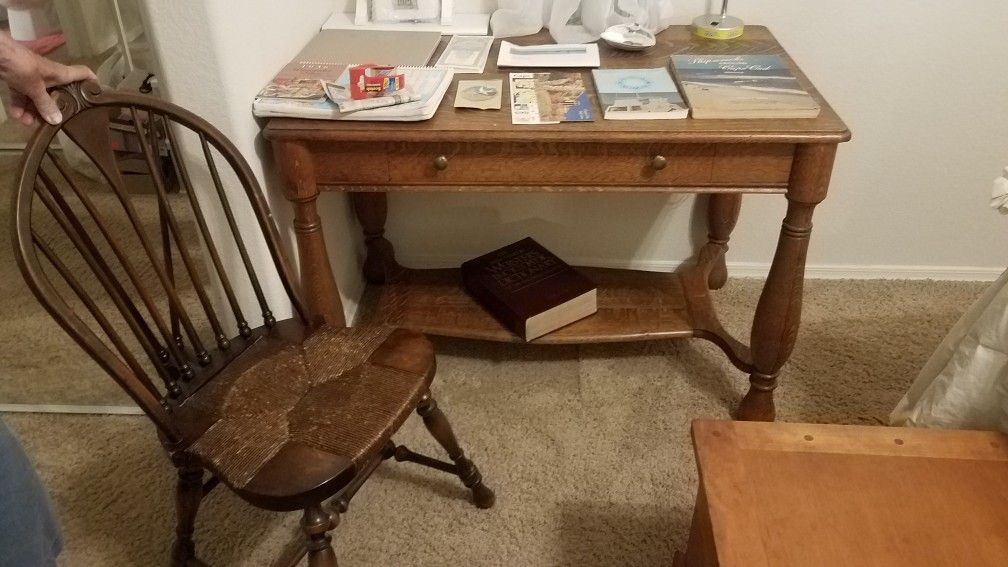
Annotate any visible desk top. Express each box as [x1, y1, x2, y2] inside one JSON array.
[[691, 420, 1008, 567], [264, 26, 850, 145]]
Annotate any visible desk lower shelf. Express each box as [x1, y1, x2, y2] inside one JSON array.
[[357, 266, 703, 344]]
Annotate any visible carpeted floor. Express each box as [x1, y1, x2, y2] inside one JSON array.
[[0, 152, 204, 407], [3, 277, 989, 566]]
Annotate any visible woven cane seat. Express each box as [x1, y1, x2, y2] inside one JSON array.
[[175, 322, 435, 509]]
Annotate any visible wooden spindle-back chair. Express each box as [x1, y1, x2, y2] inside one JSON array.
[[11, 81, 493, 566]]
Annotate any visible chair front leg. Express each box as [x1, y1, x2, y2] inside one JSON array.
[[416, 392, 495, 509], [302, 505, 339, 567], [171, 460, 205, 567]]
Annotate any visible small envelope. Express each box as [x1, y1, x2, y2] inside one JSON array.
[[454, 80, 503, 110]]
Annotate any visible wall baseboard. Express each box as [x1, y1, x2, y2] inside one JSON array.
[[727, 262, 1004, 281], [0, 404, 143, 415], [396, 254, 1005, 282]]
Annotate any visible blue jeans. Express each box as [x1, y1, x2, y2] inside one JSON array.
[[0, 416, 62, 567]]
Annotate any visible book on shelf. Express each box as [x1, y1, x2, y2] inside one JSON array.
[[591, 68, 689, 120], [253, 64, 453, 121], [669, 54, 821, 119], [461, 238, 598, 341]]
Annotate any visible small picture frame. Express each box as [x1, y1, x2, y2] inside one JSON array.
[[356, 0, 454, 26]]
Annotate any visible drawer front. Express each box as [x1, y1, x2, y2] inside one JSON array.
[[311, 141, 795, 189], [386, 142, 716, 187], [711, 144, 795, 185], [312, 142, 389, 185]]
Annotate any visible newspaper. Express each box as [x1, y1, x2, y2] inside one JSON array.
[[323, 82, 420, 113]]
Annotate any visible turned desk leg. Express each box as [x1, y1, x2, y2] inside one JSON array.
[[706, 194, 742, 290], [275, 142, 346, 327], [351, 192, 402, 284], [737, 144, 836, 421]]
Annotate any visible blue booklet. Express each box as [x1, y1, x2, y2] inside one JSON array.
[[590, 68, 688, 120]]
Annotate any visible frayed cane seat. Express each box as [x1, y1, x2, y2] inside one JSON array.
[[178, 325, 434, 510]]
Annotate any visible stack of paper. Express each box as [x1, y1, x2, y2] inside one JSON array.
[[253, 66, 453, 121]]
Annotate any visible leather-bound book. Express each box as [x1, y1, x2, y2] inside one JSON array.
[[461, 238, 597, 341]]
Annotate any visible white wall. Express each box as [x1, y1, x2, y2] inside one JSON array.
[[389, 0, 1008, 283], [139, 0, 366, 322], [142, 0, 1008, 325]]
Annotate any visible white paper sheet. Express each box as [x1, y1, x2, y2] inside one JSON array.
[[496, 41, 600, 68]]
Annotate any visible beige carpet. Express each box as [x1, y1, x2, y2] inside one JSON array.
[[0, 151, 205, 407], [3, 277, 989, 566]]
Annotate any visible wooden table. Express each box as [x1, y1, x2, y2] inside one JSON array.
[[677, 420, 1008, 566], [264, 26, 850, 421]]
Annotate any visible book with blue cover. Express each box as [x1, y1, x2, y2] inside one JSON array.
[[590, 68, 689, 120], [669, 54, 820, 119]]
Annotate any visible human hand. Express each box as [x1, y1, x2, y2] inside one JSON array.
[[1, 32, 96, 126]]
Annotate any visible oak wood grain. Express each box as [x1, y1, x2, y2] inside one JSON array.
[[357, 267, 695, 344], [309, 142, 794, 190], [683, 420, 1008, 567]]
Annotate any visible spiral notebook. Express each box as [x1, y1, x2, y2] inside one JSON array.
[[294, 30, 440, 66]]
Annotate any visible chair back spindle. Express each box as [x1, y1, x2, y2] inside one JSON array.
[[12, 82, 310, 442]]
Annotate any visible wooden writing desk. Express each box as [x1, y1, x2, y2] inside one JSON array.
[[263, 26, 851, 421]]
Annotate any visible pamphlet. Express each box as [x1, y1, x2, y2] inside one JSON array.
[[455, 79, 503, 110], [509, 72, 593, 125]]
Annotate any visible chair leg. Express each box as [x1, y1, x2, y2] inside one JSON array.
[[302, 505, 339, 567], [416, 392, 495, 509], [171, 463, 205, 567]]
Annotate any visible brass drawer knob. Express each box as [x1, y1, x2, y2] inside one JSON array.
[[433, 155, 449, 171], [651, 155, 668, 170]]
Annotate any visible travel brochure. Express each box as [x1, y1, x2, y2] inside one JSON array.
[[509, 72, 593, 125], [253, 28, 819, 122]]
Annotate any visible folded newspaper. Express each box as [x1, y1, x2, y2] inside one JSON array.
[[323, 82, 420, 113]]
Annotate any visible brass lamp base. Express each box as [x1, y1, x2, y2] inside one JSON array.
[[692, 14, 744, 40]]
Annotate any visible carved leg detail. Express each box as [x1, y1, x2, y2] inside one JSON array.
[[417, 393, 495, 509], [705, 193, 742, 290], [171, 464, 204, 567], [739, 144, 836, 422], [351, 192, 402, 284], [276, 142, 345, 327], [302, 505, 339, 567], [736, 372, 778, 422]]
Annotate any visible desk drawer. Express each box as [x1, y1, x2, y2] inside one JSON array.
[[311, 141, 796, 189], [386, 142, 717, 187]]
